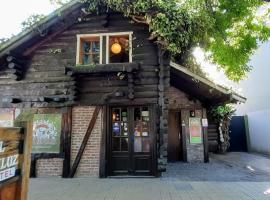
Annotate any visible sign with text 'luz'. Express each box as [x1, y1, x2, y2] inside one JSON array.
[[0, 141, 19, 183]]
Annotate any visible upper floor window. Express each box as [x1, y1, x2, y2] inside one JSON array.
[[79, 36, 100, 65], [76, 32, 133, 66]]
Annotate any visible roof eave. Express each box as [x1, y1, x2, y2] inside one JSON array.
[[170, 61, 247, 104], [0, 0, 81, 57]]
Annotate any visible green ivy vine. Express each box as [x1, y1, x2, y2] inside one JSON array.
[[79, 0, 270, 81]]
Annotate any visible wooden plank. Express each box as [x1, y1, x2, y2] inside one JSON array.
[[69, 106, 101, 178], [0, 128, 23, 141]]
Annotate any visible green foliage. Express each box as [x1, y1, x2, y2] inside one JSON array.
[[76, 0, 270, 81], [20, 0, 262, 80], [21, 14, 46, 30], [0, 38, 9, 48], [211, 105, 236, 122]]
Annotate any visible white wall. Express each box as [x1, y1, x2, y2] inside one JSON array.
[[247, 109, 270, 155], [236, 41, 270, 115]]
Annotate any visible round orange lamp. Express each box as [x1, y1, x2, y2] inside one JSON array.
[[111, 43, 122, 54]]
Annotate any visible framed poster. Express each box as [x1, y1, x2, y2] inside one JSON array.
[[189, 117, 202, 144], [32, 114, 62, 153]]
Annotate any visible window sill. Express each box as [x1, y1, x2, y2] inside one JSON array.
[[66, 62, 140, 75]]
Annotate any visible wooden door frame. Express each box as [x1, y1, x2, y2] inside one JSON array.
[[101, 104, 157, 177], [168, 110, 182, 162]]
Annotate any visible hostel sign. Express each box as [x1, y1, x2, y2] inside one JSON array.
[[0, 141, 19, 183]]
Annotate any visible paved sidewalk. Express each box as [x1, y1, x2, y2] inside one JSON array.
[[29, 153, 270, 200], [29, 178, 270, 200], [164, 153, 270, 181]]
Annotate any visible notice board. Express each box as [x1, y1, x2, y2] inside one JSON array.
[[189, 117, 203, 144]]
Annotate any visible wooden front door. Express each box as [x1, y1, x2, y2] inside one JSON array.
[[168, 111, 182, 162], [109, 106, 154, 176]]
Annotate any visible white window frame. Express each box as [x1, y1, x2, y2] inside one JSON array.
[[76, 32, 133, 65]]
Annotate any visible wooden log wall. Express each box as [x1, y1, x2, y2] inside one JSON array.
[[0, 12, 163, 172], [0, 13, 160, 108]]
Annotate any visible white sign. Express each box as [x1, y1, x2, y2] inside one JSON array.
[[202, 118, 208, 127], [0, 154, 19, 171], [0, 141, 5, 153], [0, 167, 16, 182]]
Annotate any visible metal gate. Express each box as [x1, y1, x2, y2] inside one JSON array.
[[229, 116, 248, 152]]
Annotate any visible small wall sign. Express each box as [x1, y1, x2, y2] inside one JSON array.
[[0, 152, 19, 183], [202, 118, 208, 127], [189, 118, 202, 144], [32, 114, 62, 153]]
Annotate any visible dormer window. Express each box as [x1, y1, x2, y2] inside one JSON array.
[[76, 32, 132, 66]]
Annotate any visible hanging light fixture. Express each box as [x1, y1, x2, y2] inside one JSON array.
[[111, 39, 122, 54]]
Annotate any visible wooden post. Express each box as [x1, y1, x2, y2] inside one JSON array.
[[181, 110, 187, 162], [19, 121, 33, 200], [202, 108, 209, 163], [62, 107, 72, 178]]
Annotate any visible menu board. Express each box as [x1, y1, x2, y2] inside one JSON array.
[[32, 114, 62, 153], [189, 118, 202, 144]]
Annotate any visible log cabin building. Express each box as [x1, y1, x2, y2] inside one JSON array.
[[0, 1, 245, 178]]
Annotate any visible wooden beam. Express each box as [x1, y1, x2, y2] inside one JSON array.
[[62, 107, 72, 178], [20, 121, 33, 200], [69, 106, 101, 178], [66, 63, 140, 74], [202, 108, 209, 163]]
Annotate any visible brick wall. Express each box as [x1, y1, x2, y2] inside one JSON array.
[[36, 158, 63, 177], [71, 106, 102, 177], [168, 87, 205, 163], [168, 86, 201, 109]]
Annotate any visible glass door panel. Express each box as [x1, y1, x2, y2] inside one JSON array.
[[134, 107, 150, 153], [112, 108, 129, 152]]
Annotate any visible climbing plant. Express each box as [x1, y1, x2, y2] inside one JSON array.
[[21, 14, 46, 31], [8, 0, 270, 81], [211, 105, 236, 153], [72, 0, 270, 81]]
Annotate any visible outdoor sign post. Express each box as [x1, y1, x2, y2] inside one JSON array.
[[0, 124, 32, 200]]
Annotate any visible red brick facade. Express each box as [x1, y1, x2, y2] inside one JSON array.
[[71, 106, 103, 177]]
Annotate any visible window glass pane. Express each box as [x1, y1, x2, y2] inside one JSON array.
[[121, 138, 128, 151], [112, 109, 120, 122], [134, 107, 141, 121], [80, 37, 100, 65], [142, 138, 151, 152], [122, 122, 128, 137], [112, 137, 120, 151], [134, 137, 142, 153], [109, 35, 130, 63], [113, 122, 121, 136]]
